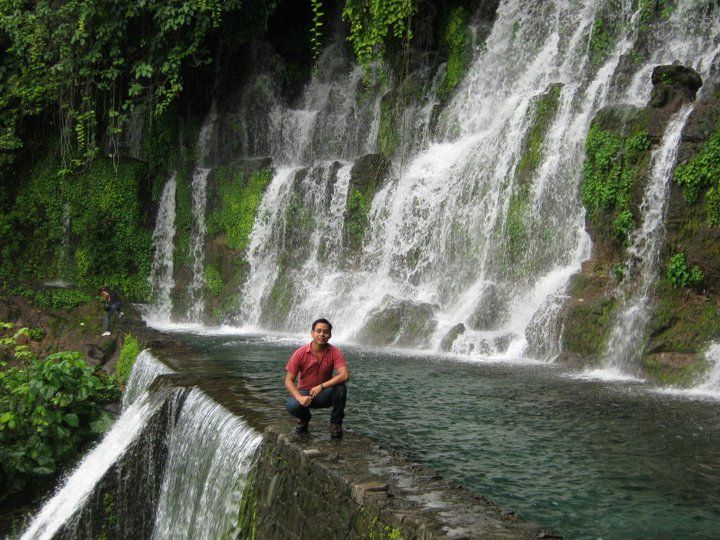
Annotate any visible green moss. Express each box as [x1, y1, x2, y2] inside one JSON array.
[[438, 7, 470, 101], [204, 264, 224, 296], [643, 355, 709, 387], [581, 115, 651, 246], [264, 272, 294, 326], [207, 167, 272, 251], [589, 15, 618, 66], [379, 93, 399, 159], [647, 284, 720, 354], [346, 188, 372, 249], [516, 84, 563, 181], [7, 286, 92, 311], [117, 334, 141, 385], [674, 127, 720, 227], [235, 468, 258, 540], [563, 298, 617, 357], [173, 169, 193, 265]]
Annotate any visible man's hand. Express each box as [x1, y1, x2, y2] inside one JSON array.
[[299, 395, 313, 407], [309, 384, 324, 397]]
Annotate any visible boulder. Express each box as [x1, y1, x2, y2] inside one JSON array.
[[467, 283, 504, 330], [440, 323, 465, 352], [648, 63, 702, 142], [356, 295, 438, 348]]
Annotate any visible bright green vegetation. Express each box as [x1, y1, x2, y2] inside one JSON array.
[[204, 265, 224, 296], [342, 0, 417, 70], [589, 16, 617, 66], [0, 323, 119, 503], [116, 334, 141, 386], [674, 127, 720, 226], [208, 168, 273, 251], [0, 153, 153, 299], [6, 286, 92, 311], [438, 7, 470, 101], [0, 0, 246, 172], [582, 119, 651, 245], [347, 189, 373, 249], [666, 253, 704, 289], [517, 84, 563, 180]]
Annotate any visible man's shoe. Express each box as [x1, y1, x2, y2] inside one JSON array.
[[295, 421, 309, 434], [101, 331, 111, 337], [330, 423, 343, 439]]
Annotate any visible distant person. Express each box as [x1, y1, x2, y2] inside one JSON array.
[[285, 318, 349, 438], [98, 287, 123, 337]]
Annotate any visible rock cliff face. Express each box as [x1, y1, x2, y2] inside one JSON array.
[[558, 64, 720, 383]]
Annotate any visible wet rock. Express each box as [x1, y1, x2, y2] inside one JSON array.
[[648, 63, 702, 142], [440, 323, 465, 352], [356, 295, 438, 348], [468, 283, 504, 330], [349, 153, 390, 195]]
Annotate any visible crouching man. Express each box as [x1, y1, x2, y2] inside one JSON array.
[[285, 318, 349, 438]]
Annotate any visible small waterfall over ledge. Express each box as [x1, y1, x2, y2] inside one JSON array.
[[21, 351, 261, 539], [147, 174, 178, 322], [600, 106, 695, 377]]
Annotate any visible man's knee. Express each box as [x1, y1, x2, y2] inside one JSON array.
[[286, 396, 302, 415], [332, 383, 346, 397]]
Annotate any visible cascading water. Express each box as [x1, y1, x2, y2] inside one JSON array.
[[147, 174, 178, 322], [20, 391, 163, 540], [122, 349, 175, 409], [600, 106, 695, 377], [150, 389, 261, 539], [187, 167, 211, 322]]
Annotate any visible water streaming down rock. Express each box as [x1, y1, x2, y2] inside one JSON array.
[[231, 0, 720, 362], [122, 349, 175, 409], [695, 343, 720, 394], [601, 105, 695, 376], [147, 174, 178, 322], [151, 389, 261, 539], [187, 167, 211, 322], [20, 392, 163, 540]]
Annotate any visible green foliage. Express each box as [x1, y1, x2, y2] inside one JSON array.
[[582, 123, 650, 245], [208, 168, 273, 251], [0, 0, 244, 168], [342, 0, 417, 69], [346, 189, 372, 249], [438, 7, 470, 101], [379, 94, 399, 158], [666, 253, 704, 289], [0, 152, 152, 299], [0, 326, 119, 501], [674, 128, 720, 227], [517, 84, 562, 179], [116, 334, 141, 386], [8, 286, 92, 311], [589, 16, 617, 66], [310, 0, 325, 64], [204, 265, 224, 296]]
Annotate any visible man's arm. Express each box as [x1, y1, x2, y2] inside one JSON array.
[[285, 370, 313, 406], [308, 365, 349, 397]]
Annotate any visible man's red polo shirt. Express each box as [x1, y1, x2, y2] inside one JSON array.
[[285, 343, 347, 391]]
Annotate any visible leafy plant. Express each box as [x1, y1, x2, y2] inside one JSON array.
[[0, 325, 119, 501], [204, 265, 224, 296], [438, 7, 470, 100], [667, 253, 704, 289], [116, 334, 141, 386]]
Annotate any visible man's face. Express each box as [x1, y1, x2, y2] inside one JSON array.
[[311, 323, 331, 346]]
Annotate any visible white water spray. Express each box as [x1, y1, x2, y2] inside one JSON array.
[[147, 174, 178, 322]]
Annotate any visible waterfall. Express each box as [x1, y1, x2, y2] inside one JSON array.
[[695, 343, 720, 394], [151, 389, 261, 539], [147, 174, 178, 322], [20, 392, 163, 540], [601, 105, 694, 376], [187, 167, 211, 322], [122, 349, 174, 409], [227, 0, 720, 361]]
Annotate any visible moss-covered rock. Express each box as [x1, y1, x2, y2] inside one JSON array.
[[356, 295, 438, 348], [344, 153, 390, 251]]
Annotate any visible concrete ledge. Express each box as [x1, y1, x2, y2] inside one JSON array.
[[237, 424, 558, 539]]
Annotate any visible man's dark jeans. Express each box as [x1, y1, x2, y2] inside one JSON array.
[[103, 302, 122, 332], [286, 383, 346, 425]]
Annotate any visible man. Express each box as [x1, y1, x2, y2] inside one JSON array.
[[98, 287, 123, 337], [285, 318, 349, 438]]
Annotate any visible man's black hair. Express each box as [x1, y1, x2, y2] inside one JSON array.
[[312, 318, 333, 331]]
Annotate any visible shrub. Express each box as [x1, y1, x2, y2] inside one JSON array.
[[0, 327, 119, 501], [667, 253, 704, 289]]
